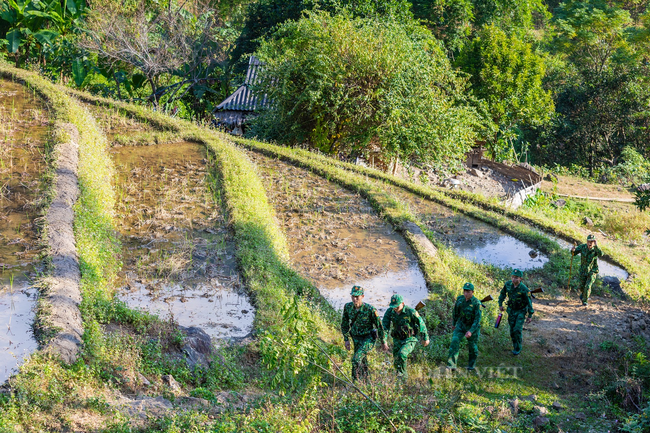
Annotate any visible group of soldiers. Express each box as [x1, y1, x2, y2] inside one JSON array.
[[341, 234, 603, 379]]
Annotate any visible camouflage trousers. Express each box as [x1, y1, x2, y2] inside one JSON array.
[[447, 325, 480, 369], [507, 309, 527, 353], [392, 337, 418, 377], [351, 336, 376, 381], [577, 271, 597, 303]]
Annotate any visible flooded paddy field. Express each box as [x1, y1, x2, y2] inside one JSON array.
[[385, 185, 551, 270], [383, 182, 629, 282], [247, 151, 428, 314], [112, 141, 253, 340], [0, 79, 49, 381]]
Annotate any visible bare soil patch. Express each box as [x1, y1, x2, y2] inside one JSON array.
[[392, 163, 531, 200], [520, 295, 648, 392]]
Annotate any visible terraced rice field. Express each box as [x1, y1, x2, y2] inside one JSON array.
[[110, 138, 254, 340], [0, 79, 49, 380]]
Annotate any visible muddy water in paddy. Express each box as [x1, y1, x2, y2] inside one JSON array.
[[385, 186, 550, 270], [247, 152, 428, 314], [383, 184, 630, 279], [0, 79, 49, 381], [112, 142, 253, 339]]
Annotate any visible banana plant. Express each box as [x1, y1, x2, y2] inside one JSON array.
[[1, 0, 85, 65]]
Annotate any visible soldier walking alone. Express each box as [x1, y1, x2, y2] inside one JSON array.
[[498, 269, 534, 355], [341, 286, 387, 381], [447, 282, 482, 371], [572, 234, 603, 306], [382, 294, 429, 378]]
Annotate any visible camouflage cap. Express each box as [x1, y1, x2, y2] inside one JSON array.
[[587, 234, 596, 241], [463, 282, 475, 291], [389, 294, 403, 308], [511, 269, 523, 278], [350, 285, 364, 296]]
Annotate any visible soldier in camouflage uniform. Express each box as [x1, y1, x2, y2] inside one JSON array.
[[571, 234, 603, 306], [447, 282, 482, 370], [499, 269, 534, 355], [382, 294, 429, 378], [341, 285, 387, 381]]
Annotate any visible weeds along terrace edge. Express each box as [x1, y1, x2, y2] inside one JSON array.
[[64, 88, 340, 336]]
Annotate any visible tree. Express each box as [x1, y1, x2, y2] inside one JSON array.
[[249, 12, 482, 169], [530, 1, 650, 175], [230, 0, 413, 73], [410, 0, 474, 53], [455, 24, 553, 160], [0, 0, 86, 68], [410, 0, 549, 54], [81, 0, 226, 107]]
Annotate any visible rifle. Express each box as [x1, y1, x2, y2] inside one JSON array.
[[415, 301, 426, 311], [480, 295, 493, 308], [530, 287, 544, 300]]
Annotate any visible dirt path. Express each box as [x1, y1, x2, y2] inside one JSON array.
[[519, 294, 648, 393]]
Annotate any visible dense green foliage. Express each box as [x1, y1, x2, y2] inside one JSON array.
[[410, 0, 548, 52], [456, 24, 553, 159], [250, 12, 481, 168], [1, 0, 648, 174], [529, 0, 650, 174], [230, 0, 413, 71]]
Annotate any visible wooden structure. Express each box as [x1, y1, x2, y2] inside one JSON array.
[[213, 56, 270, 134]]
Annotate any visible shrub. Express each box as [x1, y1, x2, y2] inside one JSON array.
[[250, 11, 482, 169]]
